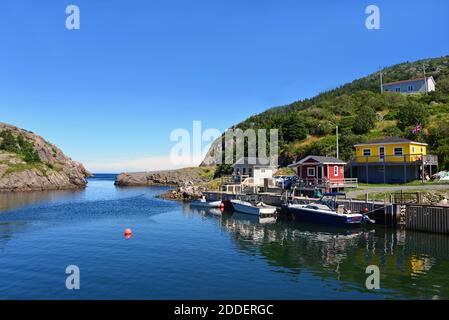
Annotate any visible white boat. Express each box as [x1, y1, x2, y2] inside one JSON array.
[[190, 197, 222, 208], [230, 199, 277, 216]]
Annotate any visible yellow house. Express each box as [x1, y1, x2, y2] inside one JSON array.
[[349, 137, 438, 184], [354, 137, 427, 163]]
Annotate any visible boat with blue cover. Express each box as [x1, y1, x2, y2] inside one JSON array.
[[288, 192, 374, 226]]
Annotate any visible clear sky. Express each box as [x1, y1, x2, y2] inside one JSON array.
[[1, 0, 448, 172]]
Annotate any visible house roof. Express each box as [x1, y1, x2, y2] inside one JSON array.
[[354, 137, 428, 147], [233, 157, 278, 167], [288, 155, 346, 167], [383, 76, 435, 87]]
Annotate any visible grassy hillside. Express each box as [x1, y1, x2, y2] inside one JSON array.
[[231, 55, 449, 169]]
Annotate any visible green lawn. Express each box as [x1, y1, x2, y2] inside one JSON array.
[[356, 180, 448, 189]]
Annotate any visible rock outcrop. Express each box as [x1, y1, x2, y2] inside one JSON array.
[[158, 181, 206, 201], [115, 167, 216, 201], [0, 122, 90, 192], [115, 167, 212, 187]]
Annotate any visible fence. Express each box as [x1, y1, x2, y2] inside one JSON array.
[[350, 154, 438, 165], [406, 205, 449, 234]]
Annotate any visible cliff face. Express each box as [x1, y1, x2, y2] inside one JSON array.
[[0, 122, 90, 192]]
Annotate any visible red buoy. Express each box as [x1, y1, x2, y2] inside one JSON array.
[[363, 207, 369, 213], [124, 228, 132, 239]]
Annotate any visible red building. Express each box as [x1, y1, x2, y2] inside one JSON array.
[[288, 155, 356, 193]]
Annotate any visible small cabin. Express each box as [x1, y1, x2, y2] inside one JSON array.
[[289, 155, 346, 184], [233, 157, 278, 186]]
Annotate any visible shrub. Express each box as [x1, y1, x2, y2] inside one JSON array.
[[397, 101, 428, 131], [353, 105, 376, 134], [213, 164, 234, 179], [0, 130, 40, 163]]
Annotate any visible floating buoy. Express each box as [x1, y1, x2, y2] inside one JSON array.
[[363, 207, 369, 213], [220, 202, 225, 212], [124, 228, 132, 239]]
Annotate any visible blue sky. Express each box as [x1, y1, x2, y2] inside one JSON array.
[[1, 0, 448, 172]]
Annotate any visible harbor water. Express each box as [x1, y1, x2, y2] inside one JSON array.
[[0, 174, 448, 299]]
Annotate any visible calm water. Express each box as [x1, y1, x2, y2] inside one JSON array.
[[0, 174, 448, 300]]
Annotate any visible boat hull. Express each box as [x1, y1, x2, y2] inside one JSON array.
[[190, 200, 222, 208], [231, 200, 277, 216], [288, 205, 363, 226]]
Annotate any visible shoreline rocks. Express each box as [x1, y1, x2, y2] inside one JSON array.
[[157, 182, 206, 201], [115, 167, 213, 187], [115, 167, 215, 201]]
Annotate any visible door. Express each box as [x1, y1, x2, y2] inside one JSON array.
[[379, 146, 385, 161]]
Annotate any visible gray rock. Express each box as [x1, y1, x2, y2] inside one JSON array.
[[0, 122, 90, 192]]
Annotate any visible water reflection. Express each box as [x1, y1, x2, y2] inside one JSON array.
[[185, 205, 449, 299], [0, 189, 84, 212]]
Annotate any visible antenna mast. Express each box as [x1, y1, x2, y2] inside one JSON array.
[[336, 126, 339, 159], [423, 64, 428, 95], [380, 67, 384, 94]]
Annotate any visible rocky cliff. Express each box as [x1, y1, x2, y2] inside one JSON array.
[[0, 122, 90, 192]]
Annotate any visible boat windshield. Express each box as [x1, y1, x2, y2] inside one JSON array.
[[317, 195, 337, 210]]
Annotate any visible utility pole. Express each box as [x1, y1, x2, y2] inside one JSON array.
[[336, 126, 339, 159], [380, 67, 384, 94], [423, 64, 428, 95]]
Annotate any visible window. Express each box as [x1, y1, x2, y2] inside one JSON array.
[[408, 85, 414, 92], [395, 87, 401, 92], [379, 146, 385, 160], [249, 168, 253, 176], [421, 147, 423, 153], [412, 146, 415, 153], [363, 148, 371, 157], [260, 169, 265, 173], [394, 147, 403, 156], [242, 168, 246, 175], [334, 166, 339, 177], [307, 167, 316, 177]]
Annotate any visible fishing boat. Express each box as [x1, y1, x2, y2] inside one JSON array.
[[288, 192, 374, 226], [230, 198, 277, 216], [190, 196, 222, 208]]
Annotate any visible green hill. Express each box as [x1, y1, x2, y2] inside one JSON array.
[[217, 55, 449, 170]]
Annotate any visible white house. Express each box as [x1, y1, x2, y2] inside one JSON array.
[[382, 76, 436, 94], [233, 157, 278, 187]]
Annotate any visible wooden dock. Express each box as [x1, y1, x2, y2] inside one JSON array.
[[203, 191, 449, 234]]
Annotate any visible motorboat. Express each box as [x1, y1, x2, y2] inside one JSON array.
[[230, 198, 277, 216], [288, 192, 374, 226], [190, 196, 222, 208]]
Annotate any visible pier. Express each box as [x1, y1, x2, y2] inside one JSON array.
[[203, 191, 449, 235]]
